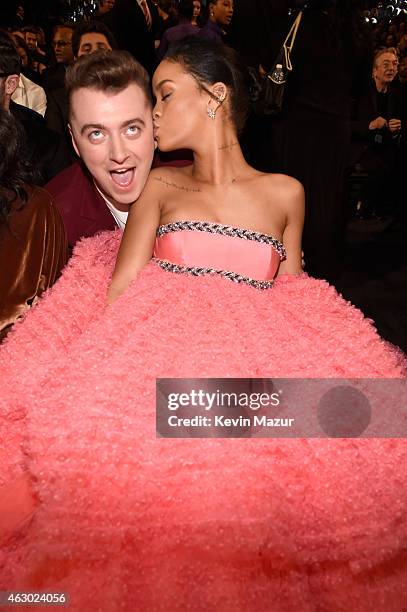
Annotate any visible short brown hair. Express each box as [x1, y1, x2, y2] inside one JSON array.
[[65, 49, 152, 115]]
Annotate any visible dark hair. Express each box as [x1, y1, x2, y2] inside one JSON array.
[[0, 35, 21, 76], [71, 20, 118, 57], [65, 49, 152, 113], [21, 25, 37, 36], [165, 37, 249, 132], [178, 0, 194, 21], [53, 23, 75, 37], [0, 109, 36, 223]]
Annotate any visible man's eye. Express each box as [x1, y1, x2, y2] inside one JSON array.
[[89, 130, 103, 141], [127, 125, 141, 136]]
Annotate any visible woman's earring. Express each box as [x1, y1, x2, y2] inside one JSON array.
[[207, 107, 216, 119]]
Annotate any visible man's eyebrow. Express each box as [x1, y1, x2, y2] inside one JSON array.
[[153, 79, 174, 92], [80, 118, 146, 135], [81, 123, 105, 135]]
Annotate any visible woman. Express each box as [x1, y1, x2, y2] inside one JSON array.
[[1, 39, 407, 610], [198, 0, 234, 42], [0, 109, 67, 340], [191, 0, 201, 26]]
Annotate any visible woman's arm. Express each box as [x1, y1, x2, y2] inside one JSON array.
[[274, 176, 305, 276], [107, 169, 163, 304]]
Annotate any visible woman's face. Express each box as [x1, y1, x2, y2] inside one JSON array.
[[210, 0, 233, 27], [152, 60, 209, 152], [193, 0, 201, 19]]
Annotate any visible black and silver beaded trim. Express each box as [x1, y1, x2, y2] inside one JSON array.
[[157, 221, 286, 260], [152, 259, 275, 290]]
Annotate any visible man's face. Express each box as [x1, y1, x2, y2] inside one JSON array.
[[53, 27, 74, 64], [77, 32, 112, 58], [69, 84, 155, 207], [25, 31, 37, 51], [373, 52, 398, 88]]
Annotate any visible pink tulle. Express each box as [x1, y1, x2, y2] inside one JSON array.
[[1, 230, 407, 611]]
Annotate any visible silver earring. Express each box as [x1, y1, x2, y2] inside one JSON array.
[[207, 107, 216, 119]]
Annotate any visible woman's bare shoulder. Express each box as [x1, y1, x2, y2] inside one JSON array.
[[256, 172, 304, 216], [259, 172, 304, 197]]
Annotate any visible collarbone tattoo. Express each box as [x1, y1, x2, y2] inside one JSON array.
[[154, 176, 202, 193]]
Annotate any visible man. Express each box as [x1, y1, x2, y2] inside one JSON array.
[[46, 50, 155, 248], [351, 47, 403, 219], [45, 21, 116, 145], [53, 24, 75, 66], [9, 33, 47, 116], [21, 25, 48, 71], [0, 35, 72, 184], [71, 20, 117, 58], [42, 24, 75, 92], [22, 26, 39, 54]]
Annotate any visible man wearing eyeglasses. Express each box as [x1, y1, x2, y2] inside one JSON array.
[[52, 25, 75, 65], [351, 47, 404, 221], [0, 33, 72, 184], [42, 24, 75, 92]]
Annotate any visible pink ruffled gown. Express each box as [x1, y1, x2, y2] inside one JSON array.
[[1, 220, 407, 611]]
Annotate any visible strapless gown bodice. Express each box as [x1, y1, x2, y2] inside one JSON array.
[[152, 220, 286, 289]]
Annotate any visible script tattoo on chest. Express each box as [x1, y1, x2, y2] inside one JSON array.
[[154, 176, 202, 193]]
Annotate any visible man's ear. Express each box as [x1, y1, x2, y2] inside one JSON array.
[[68, 123, 80, 158], [5, 74, 20, 96]]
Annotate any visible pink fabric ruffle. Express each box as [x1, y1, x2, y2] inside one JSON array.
[[1, 230, 406, 611]]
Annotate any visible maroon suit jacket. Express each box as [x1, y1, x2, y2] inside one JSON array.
[[45, 162, 116, 249], [45, 153, 193, 249]]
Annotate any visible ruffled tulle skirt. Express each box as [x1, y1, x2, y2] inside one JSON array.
[[1, 231, 407, 611]]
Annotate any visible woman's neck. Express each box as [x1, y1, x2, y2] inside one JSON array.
[[190, 126, 249, 185]]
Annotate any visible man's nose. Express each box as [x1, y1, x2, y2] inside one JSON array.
[[109, 134, 129, 164]]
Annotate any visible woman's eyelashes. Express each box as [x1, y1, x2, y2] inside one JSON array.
[[161, 92, 172, 102]]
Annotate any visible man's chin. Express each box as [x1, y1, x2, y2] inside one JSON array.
[[95, 181, 138, 211]]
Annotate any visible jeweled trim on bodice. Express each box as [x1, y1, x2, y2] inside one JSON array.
[[156, 221, 286, 260], [153, 260, 275, 290]]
